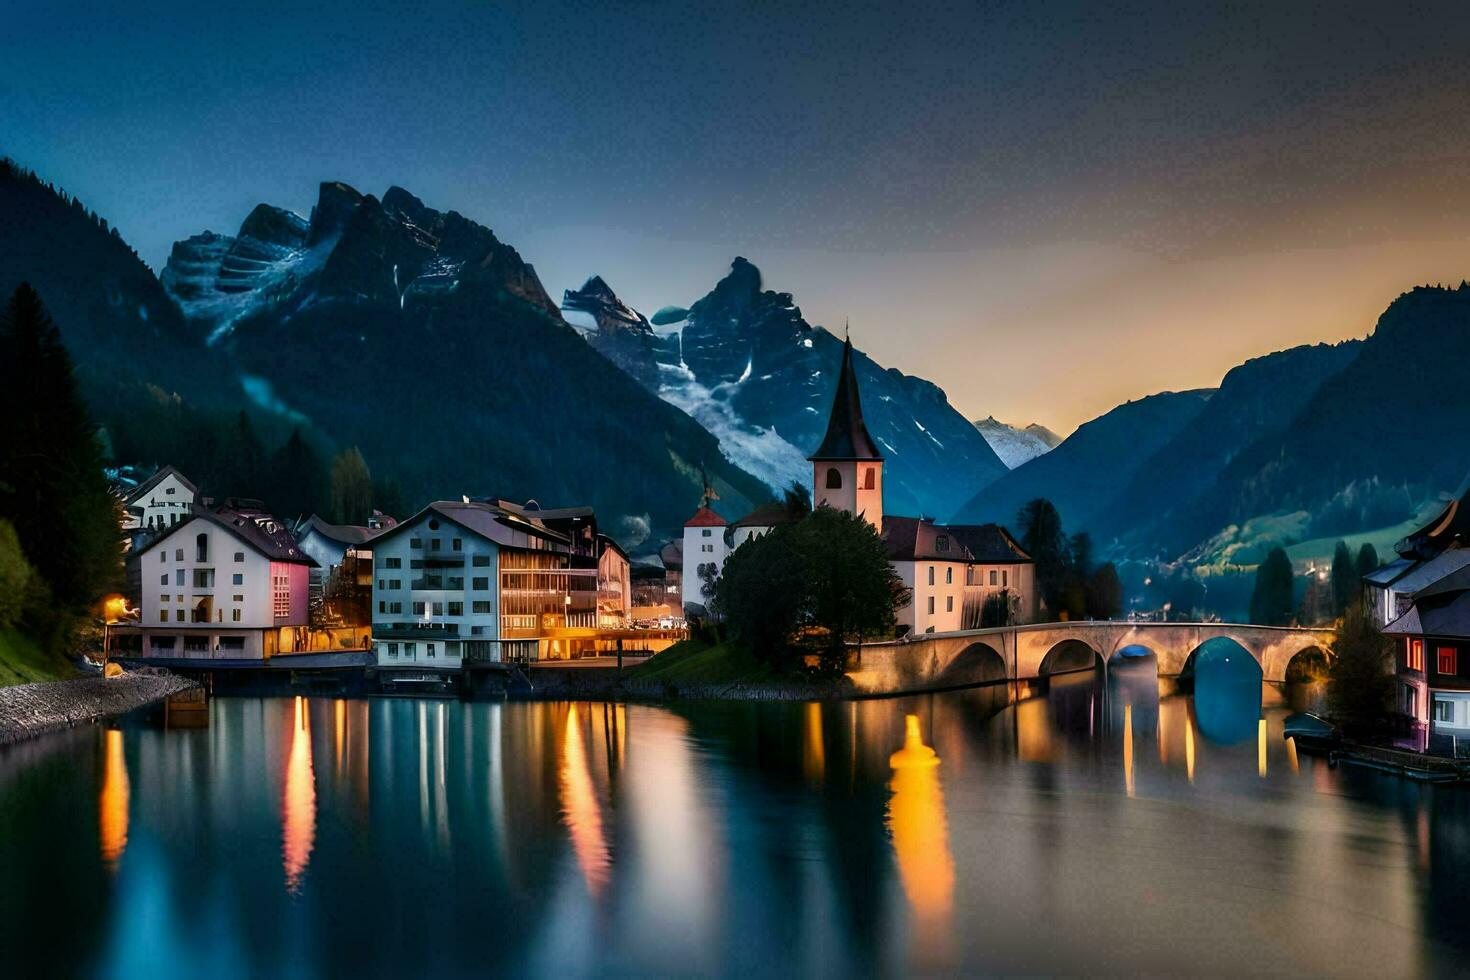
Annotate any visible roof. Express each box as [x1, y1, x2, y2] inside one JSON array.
[[684, 506, 728, 527], [809, 336, 882, 461], [124, 465, 196, 505], [882, 516, 974, 563], [299, 514, 383, 547], [1363, 557, 1416, 587], [659, 539, 683, 570], [943, 523, 1032, 564], [489, 498, 596, 522], [1397, 475, 1470, 559], [731, 502, 804, 529], [597, 533, 628, 561], [139, 506, 316, 566], [1384, 588, 1470, 640], [369, 499, 573, 552], [1385, 549, 1470, 597]]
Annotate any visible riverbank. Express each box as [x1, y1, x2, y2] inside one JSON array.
[[0, 670, 199, 746]]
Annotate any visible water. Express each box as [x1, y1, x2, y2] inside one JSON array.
[[2, 661, 1467, 977]]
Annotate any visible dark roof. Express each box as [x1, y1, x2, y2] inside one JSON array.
[[597, 532, 628, 561], [371, 500, 573, 551], [943, 523, 1033, 564], [1397, 475, 1470, 559], [809, 336, 882, 461], [1384, 588, 1470, 640], [1363, 557, 1416, 587], [685, 506, 727, 527], [731, 502, 803, 528], [659, 539, 683, 570], [299, 514, 383, 547], [124, 465, 196, 505], [882, 516, 974, 562], [140, 506, 316, 566]]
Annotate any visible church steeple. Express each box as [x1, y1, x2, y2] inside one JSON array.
[[809, 335, 883, 462], [809, 334, 884, 531]]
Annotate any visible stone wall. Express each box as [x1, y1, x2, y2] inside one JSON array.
[[0, 671, 199, 746]]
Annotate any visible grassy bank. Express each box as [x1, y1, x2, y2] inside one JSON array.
[[626, 637, 786, 686], [0, 628, 77, 687]]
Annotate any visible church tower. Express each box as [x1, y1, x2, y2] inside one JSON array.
[[809, 335, 884, 532]]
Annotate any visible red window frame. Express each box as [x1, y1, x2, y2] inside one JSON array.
[[1438, 646, 1458, 675], [1408, 639, 1425, 672]]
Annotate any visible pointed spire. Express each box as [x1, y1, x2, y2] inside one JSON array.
[[698, 463, 720, 510], [808, 335, 882, 461]]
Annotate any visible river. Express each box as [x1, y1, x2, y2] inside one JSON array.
[[1, 660, 1467, 977]]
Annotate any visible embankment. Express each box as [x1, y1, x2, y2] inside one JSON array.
[[0, 670, 198, 746]]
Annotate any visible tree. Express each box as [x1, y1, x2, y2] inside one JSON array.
[[714, 529, 805, 660], [1327, 602, 1395, 736], [1069, 531, 1093, 580], [1249, 547, 1296, 626], [329, 447, 373, 525], [1086, 562, 1124, 619], [0, 519, 35, 629], [1017, 498, 1068, 617], [792, 507, 908, 670], [1329, 540, 1357, 617], [697, 561, 721, 617], [264, 428, 328, 519], [781, 481, 811, 518], [0, 284, 122, 610], [1355, 542, 1380, 579], [373, 477, 408, 521]]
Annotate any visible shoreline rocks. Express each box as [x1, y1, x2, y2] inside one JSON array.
[[0, 671, 200, 747]]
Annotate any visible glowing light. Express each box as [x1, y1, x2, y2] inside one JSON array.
[[1123, 704, 1135, 798], [560, 704, 611, 896], [1257, 718, 1268, 778], [887, 715, 955, 967], [1286, 735, 1300, 774], [99, 729, 129, 870], [1185, 716, 1196, 784], [804, 702, 826, 783], [1016, 697, 1055, 763], [335, 699, 345, 770], [1157, 703, 1168, 765], [100, 594, 130, 623], [283, 696, 316, 894]]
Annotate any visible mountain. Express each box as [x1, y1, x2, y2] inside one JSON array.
[[972, 417, 1061, 468], [560, 276, 678, 389], [951, 389, 1214, 531], [561, 259, 1009, 518], [153, 181, 771, 544], [1093, 340, 1361, 555]]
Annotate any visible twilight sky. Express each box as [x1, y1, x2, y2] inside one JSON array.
[[7, 1, 1470, 432]]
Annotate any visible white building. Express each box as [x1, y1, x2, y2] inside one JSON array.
[[681, 505, 729, 616], [122, 466, 196, 533]]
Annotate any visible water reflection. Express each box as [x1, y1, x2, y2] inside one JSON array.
[[98, 728, 129, 870], [559, 703, 611, 896], [282, 695, 316, 894], [886, 714, 954, 966]]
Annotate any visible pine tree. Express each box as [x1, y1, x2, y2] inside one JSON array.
[[329, 447, 374, 525], [1018, 498, 1068, 618], [1327, 602, 1395, 736], [1355, 542, 1380, 578], [0, 284, 122, 610], [1249, 547, 1296, 626], [1329, 540, 1357, 617]]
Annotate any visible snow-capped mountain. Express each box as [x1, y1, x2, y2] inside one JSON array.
[[972, 416, 1062, 468], [560, 276, 678, 389], [560, 258, 1009, 518]]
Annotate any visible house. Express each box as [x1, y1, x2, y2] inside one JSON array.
[[296, 514, 387, 587], [367, 497, 614, 674], [121, 465, 196, 534], [681, 504, 728, 616], [884, 516, 972, 634], [111, 501, 320, 662], [597, 533, 631, 629], [1383, 581, 1470, 753], [658, 539, 684, 606], [1364, 480, 1470, 628], [946, 523, 1038, 626]]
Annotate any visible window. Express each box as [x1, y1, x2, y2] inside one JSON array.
[[149, 636, 176, 651], [452, 538, 462, 551], [863, 467, 876, 490], [432, 602, 444, 616], [160, 595, 168, 604], [410, 537, 423, 549], [448, 577, 464, 590], [945, 567, 953, 584], [1438, 646, 1458, 675], [175, 569, 185, 587], [387, 642, 399, 658], [966, 567, 974, 586], [231, 609, 241, 622], [219, 636, 245, 651], [384, 557, 402, 569], [702, 529, 712, 538], [184, 635, 209, 652], [159, 551, 166, 564], [166, 487, 175, 495], [159, 610, 168, 623], [826, 467, 842, 489], [175, 610, 184, 622], [936, 535, 949, 553], [430, 538, 442, 552], [390, 602, 403, 614], [473, 601, 492, 614], [160, 574, 168, 585], [472, 554, 490, 567], [196, 533, 208, 562], [412, 601, 426, 615], [472, 577, 489, 591], [448, 601, 463, 617], [192, 569, 212, 588], [234, 552, 244, 562], [990, 570, 998, 586], [404, 642, 417, 658], [1434, 698, 1456, 723], [1408, 639, 1425, 672], [175, 548, 183, 561], [233, 573, 243, 586], [272, 571, 290, 618], [378, 579, 386, 590], [927, 596, 935, 614], [389, 579, 401, 590], [1404, 685, 1417, 716], [232, 595, 243, 602], [946, 596, 954, 612], [378, 601, 386, 614], [928, 566, 935, 586], [447, 642, 462, 657], [427, 643, 436, 658], [1002, 570, 1008, 587]]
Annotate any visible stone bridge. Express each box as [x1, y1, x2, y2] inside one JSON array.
[[845, 621, 1336, 696]]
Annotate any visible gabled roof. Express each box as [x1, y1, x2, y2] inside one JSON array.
[[882, 515, 974, 562], [369, 499, 573, 551], [659, 539, 683, 570], [731, 502, 804, 529], [1363, 557, 1416, 587], [299, 514, 384, 547], [139, 507, 316, 566], [1384, 588, 1470, 640], [1386, 549, 1470, 597], [809, 335, 882, 462], [1398, 475, 1470, 559], [684, 506, 727, 527], [124, 465, 196, 505], [943, 523, 1032, 564]]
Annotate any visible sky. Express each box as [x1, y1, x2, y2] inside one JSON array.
[[7, 1, 1470, 433]]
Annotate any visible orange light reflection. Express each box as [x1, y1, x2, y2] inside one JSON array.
[[283, 696, 317, 895], [560, 704, 611, 896], [887, 714, 955, 967], [99, 729, 129, 870]]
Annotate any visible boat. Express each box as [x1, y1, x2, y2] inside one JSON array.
[[1282, 712, 1339, 751]]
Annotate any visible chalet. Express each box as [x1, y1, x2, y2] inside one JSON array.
[[1383, 583, 1470, 752], [1365, 480, 1470, 628], [121, 465, 196, 535], [111, 501, 322, 662], [884, 516, 971, 634]]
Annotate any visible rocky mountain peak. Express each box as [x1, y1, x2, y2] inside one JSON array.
[[307, 181, 364, 246]]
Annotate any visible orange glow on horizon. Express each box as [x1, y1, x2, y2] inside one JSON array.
[[283, 696, 317, 895], [560, 704, 611, 896], [887, 714, 955, 967], [99, 729, 129, 870]]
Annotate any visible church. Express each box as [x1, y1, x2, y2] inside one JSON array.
[[680, 335, 1036, 635]]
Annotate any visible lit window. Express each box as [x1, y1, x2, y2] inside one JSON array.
[[1438, 646, 1458, 675], [1408, 639, 1425, 671]]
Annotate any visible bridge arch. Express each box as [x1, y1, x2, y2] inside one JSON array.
[[935, 641, 1007, 688], [1284, 645, 1330, 684], [1038, 638, 1104, 677]]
